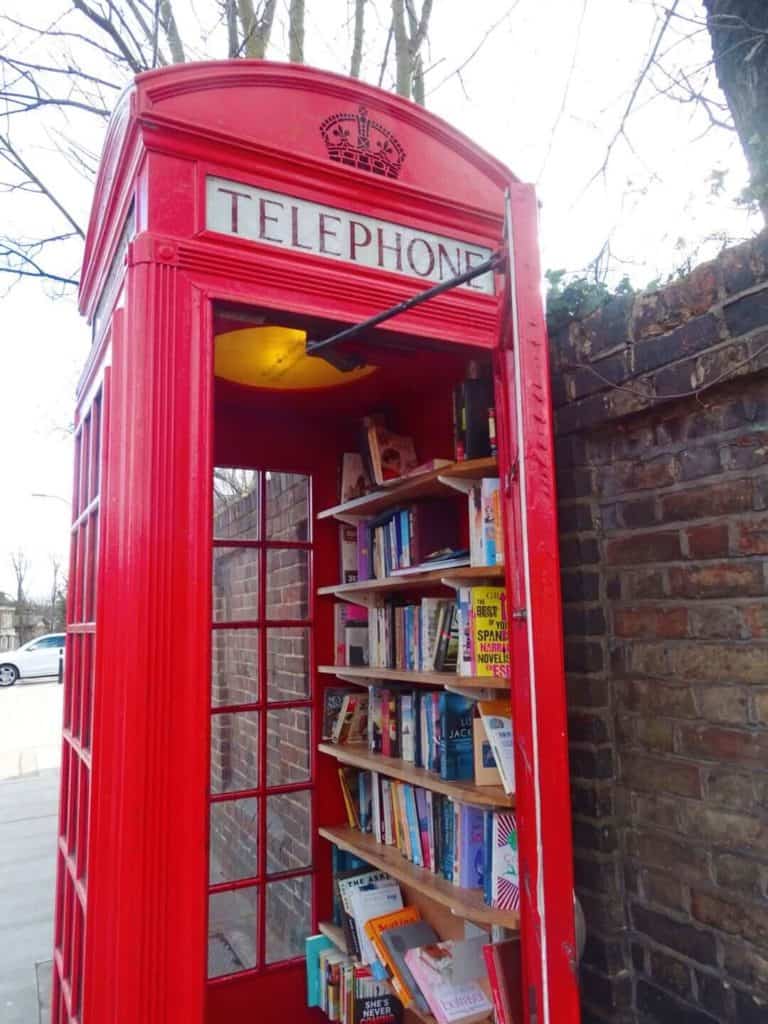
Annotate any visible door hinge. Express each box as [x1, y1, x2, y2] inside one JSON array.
[[512, 607, 528, 622], [504, 460, 519, 495]]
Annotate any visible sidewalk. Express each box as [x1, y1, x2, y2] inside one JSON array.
[[0, 682, 62, 1024]]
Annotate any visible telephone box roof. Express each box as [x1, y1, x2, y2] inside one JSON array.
[[80, 60, 520, 319]]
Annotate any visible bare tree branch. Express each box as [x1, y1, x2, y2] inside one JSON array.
[[0, 133, 85, 238]]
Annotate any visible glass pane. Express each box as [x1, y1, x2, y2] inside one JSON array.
[[209, 798, 259, 884], [266, 791, 312, 875], [212, 629, 259, 707], [208, 887, 258, 978], [267, 627, 309, 702], [266, 549, 309, 621], [213, 547, 260, 623], [210, 711, 260, 794], [265, 472, 310, 542], [266, 708, 310, 787], [213, 468, 260, 540], [265, 875, 312, 964]]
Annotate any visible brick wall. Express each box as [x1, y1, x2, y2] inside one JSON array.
[[211, 471, 313, 964], [551, 231, 768, 1023]]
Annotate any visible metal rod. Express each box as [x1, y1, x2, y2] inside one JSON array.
[[305, 250, 504, 357]]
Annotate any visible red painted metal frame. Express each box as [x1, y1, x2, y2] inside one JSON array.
[[63, 60, 579, 1024]]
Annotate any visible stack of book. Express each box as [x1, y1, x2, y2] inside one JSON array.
[[369, 598, 457, 672], [369, 690, 473, 780], [356, 499, 462, 581]]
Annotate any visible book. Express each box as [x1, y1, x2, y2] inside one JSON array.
[[341, 451, 371, 502], [454, 366, 493, 461], [348, 882, 403, 966], [379, 920, 439, 1014], [477, 699, 514, 794], [336, 868, 392, 958], [487, 812, 520, 911], [354, 994, 403, 1024], [364, 416, 419, 485], [339, 766, 361, 828], [336, 603, 368, 665], [470, 587, 510, 679], [417, 937, 487, 985], [306, 933, 334, 1007], [346, 623, 370, 667], [323, 686, 356, 741], [481, 478, 503, 567], [458, 804, 485, 889], [340, 523, 359, 583], [472, 715, 503, 787], [404, 947, 493, 1024], [482, 938, 523, 1024], [438, 692, 474, 781], [332, 693, 369, 744]]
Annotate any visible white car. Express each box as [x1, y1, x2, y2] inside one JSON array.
[[0, 633, 65, 686]]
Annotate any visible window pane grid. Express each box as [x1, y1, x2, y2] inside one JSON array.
[[209, 468, 314, 980]]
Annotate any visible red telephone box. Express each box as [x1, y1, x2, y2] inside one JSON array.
[[54, 61, 579, 1024]]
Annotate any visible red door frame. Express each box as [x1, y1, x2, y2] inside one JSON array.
[[62, 61, 579, 1024]]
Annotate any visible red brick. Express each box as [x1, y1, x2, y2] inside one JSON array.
[[667, 642, 767, 683], [622, 753, 702, 798], [631, 903, 717, 964], [618, 679, 696, 717], [625, 642, 670, 677], [744, 602, 768, 637], [694, 685, 750, 724], [691, 889, 768, 946], [689, 605, 748, 640], [679, 725, 768, 765], [737, 516, 768, 555], [661, 480, 753, 522], [687, 523, 729, 559], [628, 830, 709, 879], [634, 717, 675, 753], [625, 568, 667, 598], [705, 767, 755, 811], [681, 803, 766, 846], [614, 606, 687, 638], [668, 562, 764, 598], [606, 531, 682, 565]]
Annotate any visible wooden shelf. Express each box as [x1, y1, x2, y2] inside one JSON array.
[[319, 742, 514, 808], [318, 564, 504, 600], [319, 825, 520, 931], [318, 920, 348, 953], [317, 457, 498, 522], [318, 665, 509, 692]]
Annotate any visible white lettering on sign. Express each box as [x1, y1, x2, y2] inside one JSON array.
[[205, 176, 495, 294]]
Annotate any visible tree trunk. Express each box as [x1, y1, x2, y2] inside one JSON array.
[[350, 0, 366, 78], [705, 0, 768, 222], [289, 0, 305, 63], [237, 0, 277, 59]]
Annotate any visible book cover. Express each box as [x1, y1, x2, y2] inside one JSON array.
[[481, 478, 503, 567], [477, 699, 515, 794], [341, 451, 371, 503], [346, 624, 370, 667], [358, 771, 373, 833], [490, 812, 520, 911], [404, 948, 493, 1024], [357, 520, 372, 581], [365, 417, 418, 485], [349, 883, 403, 966], [333, 693, 370, 745], [438, 692, 474, 781], [417, 937, 487, 986], [470, 587, 510, 679], [323, 686, 355, 741], [380, 920, 439, 1015], [336, 869, 390, 957], [403, 785, 422, 867], [458, 804, 485, 889], [363, 905, 422, 1005], [472, 715, 503, 787], [368, 687, 384, 754], [338, 766, 361, 828], [414, 786, 431, 871], [340, 523, 359, 583], [306, 933, 334, 1007], [400, 693, 415, 763], [354, 994, 403, 1024], [468, 485, 484, 567]]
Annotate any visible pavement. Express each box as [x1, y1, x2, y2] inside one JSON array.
[[0, 680, 62, 1024]]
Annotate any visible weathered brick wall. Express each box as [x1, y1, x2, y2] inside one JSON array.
[[551, 231, 768, 1024], [211, 472, 312, 963]]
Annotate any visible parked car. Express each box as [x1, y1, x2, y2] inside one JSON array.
[[0, 633, 65, 686]]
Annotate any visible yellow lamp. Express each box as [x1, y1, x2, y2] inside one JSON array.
[[214, 326, 376, 390]]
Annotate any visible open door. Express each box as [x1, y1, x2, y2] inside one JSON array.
[[494, 186, 581, 1024]]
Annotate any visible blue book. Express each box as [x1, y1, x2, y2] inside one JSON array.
[[305, 934, 333, 1007], [358, 771, 372, 833], [441, 797, 454, 881], [483, 811, 493, 905], [438, 692, 474, 780], [458, 804, 485, 889], [414, 786, 431, 871], [403, 784, 422, 867], [399, 508, 411, 567]]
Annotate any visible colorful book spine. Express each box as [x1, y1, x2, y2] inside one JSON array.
[[438, 692, 474, 781]]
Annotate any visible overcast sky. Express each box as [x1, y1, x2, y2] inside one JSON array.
[[0, 0, 759, 599]]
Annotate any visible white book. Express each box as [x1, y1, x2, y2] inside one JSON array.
[[348, 883, 403, 966], [478, 700, 515, 795], [371, 770, 381, 844]]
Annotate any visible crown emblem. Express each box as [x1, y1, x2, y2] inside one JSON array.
[[320, 105, 406, 179]]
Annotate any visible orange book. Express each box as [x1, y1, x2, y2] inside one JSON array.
[[364, 905, 422, 1005]]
